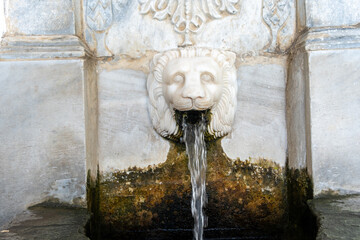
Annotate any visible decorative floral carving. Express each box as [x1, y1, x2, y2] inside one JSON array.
[[147, 47, 237, 139], [139, 0, 240, 46], [86, 0, 113, 56], [262, 0, 290, 52]]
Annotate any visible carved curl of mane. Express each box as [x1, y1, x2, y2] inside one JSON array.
[[147, 47, 237, 139]]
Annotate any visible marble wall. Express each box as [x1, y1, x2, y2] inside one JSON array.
[[222, 56, 287, 166], [97, 67, 169, 171], [305, 0, 360, 28], [1, 0, 360, 230], [0, 60, 87, 227], [0, 0, 5, 37], [287, 1, 360, 195], [85, 0, 296, 57], [85, 0, 296, 173], [96, 55, 288, 173], [309, 49, 360, 195], [287, 45, 360, 195], [5, 0, 76, 36]]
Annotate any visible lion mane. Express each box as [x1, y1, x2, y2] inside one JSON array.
[[147, 47, 237, 139]]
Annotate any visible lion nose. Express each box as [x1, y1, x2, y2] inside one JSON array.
[[181, 75, 205, 100], [182, 87, 205, 100]]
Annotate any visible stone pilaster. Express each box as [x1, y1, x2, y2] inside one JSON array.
[[0, 0, 98, 227], [287, 1, 360, 195]]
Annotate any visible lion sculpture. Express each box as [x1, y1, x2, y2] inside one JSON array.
[[147, 47, 237, 139]]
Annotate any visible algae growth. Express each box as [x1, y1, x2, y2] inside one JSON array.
[[97, 140, 287, 238]]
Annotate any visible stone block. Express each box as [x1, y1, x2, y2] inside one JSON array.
[[308, 49, 360, 195], [97, 67, 169, 172], [222, 56, 287, 166], [0, 0, 5, 37], [5, 0, 75, 36], [0, 35, 90, 60], [0, 60, 86, 227], [306, 0, 360, 28]]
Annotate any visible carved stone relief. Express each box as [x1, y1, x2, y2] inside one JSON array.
[[139, 0, 240, 46], [262, 0, 291, 53], [147, 47, 237, 139], [81, 0, 295, 57], [86, 0, 114, 56]]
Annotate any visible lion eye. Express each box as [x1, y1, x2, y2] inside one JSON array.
[[173, 74, 184, 83], [201, 72, 214, 83]]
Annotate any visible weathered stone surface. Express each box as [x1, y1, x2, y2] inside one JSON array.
[[305, 0, 360, 28], [222, 56, 287, 167], [83, 59, 98, 181], [287, 50, 309, 170], [0, 0, 5, 37], [308, 195, 360, 240], [5, 0, 75, 36], [0, 205, 89, 240], [0, 36, 91, 60], [97, 67, 170, 172], [1, 0, 360, 237], [0, 60, 86, 227], [86, 0, 296, 57], [194, 0, 296, 53], [308, 49, 360, 195], [99, 141, 286, 239], [296, 28, 360, 51], [287, 27, 360, 196]]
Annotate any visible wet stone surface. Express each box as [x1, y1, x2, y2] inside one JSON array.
[[0, 204, 89, 240], [98, 140, 287, 239], [308, 195, 360, 240]]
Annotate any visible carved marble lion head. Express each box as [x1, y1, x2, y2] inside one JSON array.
[[147, 47, 237, 139]]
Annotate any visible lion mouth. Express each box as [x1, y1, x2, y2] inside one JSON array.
[[175, 110, 210, 125]]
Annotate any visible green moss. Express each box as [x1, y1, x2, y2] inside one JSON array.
[[86, 167, 101, 239], [97, 140, 287, 238], [285, 167, 317, 240]]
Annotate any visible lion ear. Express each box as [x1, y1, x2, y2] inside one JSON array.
[[150, 53, 163, 69], [224, 51, 236, 65]]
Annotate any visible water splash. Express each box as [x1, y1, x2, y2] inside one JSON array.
[[182, 113, 208, 240]]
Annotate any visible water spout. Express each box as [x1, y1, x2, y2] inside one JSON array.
[[182, 112, 208, 240]]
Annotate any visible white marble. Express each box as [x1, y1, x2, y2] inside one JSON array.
[[0, 60, 86, 227], [98, 68, 170, 172], [139, 0, 241, 46], [222, 56, 287, 166], [190, 0, 296, 53], [306, 0, 360, 28], [89, 0, 296, 57], [5, 0, 75, 35], [147, 48, 237, 139], [0, 35, 90, 60], [296, 28, 360, 52], [1, 0, 360, 225], [309, 49, 360, 195], [0, 0, 5, 37], [104, 1, 178, 58]]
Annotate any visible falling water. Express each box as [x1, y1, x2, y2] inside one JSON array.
[[182, 113, 208, 240]]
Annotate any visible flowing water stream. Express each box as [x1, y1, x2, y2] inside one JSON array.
[[182, 113, 208, 240]]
